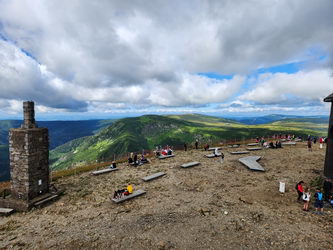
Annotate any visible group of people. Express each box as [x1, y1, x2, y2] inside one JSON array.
[[296, 178, 333, 214], [267, 141, 282, 149], [155, 146, 173, 157], [128, 152, 149, 166]]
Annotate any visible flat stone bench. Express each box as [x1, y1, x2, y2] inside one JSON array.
[[34, 194, 59, 207], [282, 142, 296, 146], [230, 151, 250, 155], [159, 155, 175, 159], [91, 168, 119, 175], [246, 147, 262, 151], [239, 156, 265, 171], [111, 189, 146, 204], [181, 161, 201, 168], [247, 143, 259, 146], [208, 147, 222, 151], [205, 153, 222, 158], [142, 172, 166, 182], [0, 208, 14, 216]]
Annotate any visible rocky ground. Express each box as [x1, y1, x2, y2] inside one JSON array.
[[1, 142, 332, 249]]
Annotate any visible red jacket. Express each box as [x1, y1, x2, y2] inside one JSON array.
[[297, 184, 304, 193]]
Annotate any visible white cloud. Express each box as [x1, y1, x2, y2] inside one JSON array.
[[0, 0, 332, 114], [240, 69, 333, 104]]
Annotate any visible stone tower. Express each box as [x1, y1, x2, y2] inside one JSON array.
[[324, 93, 333, 178], [7, 101, 49, 209]]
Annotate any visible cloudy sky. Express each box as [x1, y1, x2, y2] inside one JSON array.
[[0, 0, 333, 120]]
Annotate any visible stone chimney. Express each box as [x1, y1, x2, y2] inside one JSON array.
[[7, 101, 49, 210], [22, 101, 37, 129]]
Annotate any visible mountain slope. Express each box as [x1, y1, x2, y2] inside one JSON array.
[[50, 114, 328, 170], [0, 119, 115, 149]]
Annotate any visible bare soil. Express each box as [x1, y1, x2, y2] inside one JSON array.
[[1, 142, 332, 249]]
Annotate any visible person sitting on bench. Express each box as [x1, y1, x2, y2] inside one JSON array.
[[269, 141, 276, 149], [140, 154, 149, 163], [125, 184, 133, 195], [275, 140, 282, 148], [128, 156, 133, 165], [110, 161, 117, 169], [113, 184, 133, 199], [204, 144, 209, 151]]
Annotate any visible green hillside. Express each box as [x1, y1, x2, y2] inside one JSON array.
[[50, 114, 328, 170], [0, 119, 115, 148]]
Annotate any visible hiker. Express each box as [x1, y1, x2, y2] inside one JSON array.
[[184, 143, 187, 151], [128, 156, 133, 165], [220, 152, 225, 164], [195, 139, 199, 149], [314, 189, 324, 214], [275, 141, 282, 148], [319, 137, 324, 149], [126, 184, 133, 195], [269, 141, 275, 149], [323, 178, 332, 201], [110, 161, 117, 169], [302, 187, 311, 211], [296, 181, 304, 202], [313, 137, 317, 144], [140, 154, 149, 164], [307, 140, 312, 152], [133, 154, 138, 165], [204, 144, 209, 151]]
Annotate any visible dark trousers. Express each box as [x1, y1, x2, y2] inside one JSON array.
[[297, 191, 303, 201]]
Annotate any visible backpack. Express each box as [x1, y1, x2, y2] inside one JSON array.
[[317, 192, 323, 201]]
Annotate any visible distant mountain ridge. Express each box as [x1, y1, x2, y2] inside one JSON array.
[[0, 119, 115, 149], [233, 114, 329, 125], [50, 114, 328, 170]]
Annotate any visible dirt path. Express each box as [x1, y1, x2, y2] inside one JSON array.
[[1, 142, 332, 249]]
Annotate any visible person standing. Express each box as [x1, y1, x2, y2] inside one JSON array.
[[296, 181, 304, 202], [302, 188, 311, 211], [323, 178, 333, 202], [195, 139, 199, 150], [184, 143, 187, 151], [314, 189, 324, 214], [307, 139, 312, 152], [220, 152, 225, 164]]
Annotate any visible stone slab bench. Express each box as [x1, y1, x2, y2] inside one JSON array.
[[247, 143, 259, 146], [159, 155, 175, 159], [91, 168, 119, 175], [34, 194, 59, 207], [239, 156, 265, 171], [205, 153, 222, 158], [208, 147, 222, 151], [0, 208, 14, 216], [142, 172, 166, 182], [246, 147, 262, 151], [230, 151, 250, 155], [282, 142, 296, 146], [181, 161, 201, 168], [112, 189, 146, 204]]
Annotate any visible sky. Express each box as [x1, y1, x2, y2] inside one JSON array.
[[0, 0, 333, 120]]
